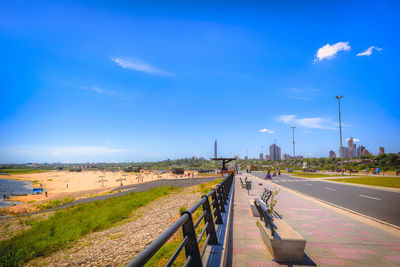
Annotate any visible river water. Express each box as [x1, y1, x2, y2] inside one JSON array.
[[0, 179, 33, 208]]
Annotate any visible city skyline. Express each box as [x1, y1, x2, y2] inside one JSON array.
[[1, 1, 399, 163]]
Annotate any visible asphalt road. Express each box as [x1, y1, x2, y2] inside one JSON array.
[[251, 172, 400, 227]]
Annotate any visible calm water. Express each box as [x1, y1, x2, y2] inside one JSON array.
[[0, 179, 33, 208]]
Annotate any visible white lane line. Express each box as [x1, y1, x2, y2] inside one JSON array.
[[358, 194, 381, 201], [324, 187, 336, 191], [305, 183, 312, 186]]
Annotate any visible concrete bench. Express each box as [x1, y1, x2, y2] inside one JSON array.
[[248, 199, 260, 217], [254, 198, 306, 263], [257, 218, 306, 263]]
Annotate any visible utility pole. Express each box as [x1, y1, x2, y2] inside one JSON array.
[[291, 126, 296, 158], [335, 95, 344, 175]]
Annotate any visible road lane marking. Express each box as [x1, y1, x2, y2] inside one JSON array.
[[305, 183, 312, 186], [324, 187, 336, 191], [358, 194, 381, 200]]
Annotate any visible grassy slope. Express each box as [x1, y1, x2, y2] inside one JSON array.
[[329, 176, 400, 189], [0, 169, 50, 174], [0, 186, 177, 267]]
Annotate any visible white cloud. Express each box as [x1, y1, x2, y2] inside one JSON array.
[[112, 57, 173, 76], [277, 115, 336, 130], [260, 128, 274, 134], [314, 42, 351, 62], [82, 86, 117, 96], [346, 138, 360, 142], [81, 86, 138, 101], [357, 46, 382, 57]]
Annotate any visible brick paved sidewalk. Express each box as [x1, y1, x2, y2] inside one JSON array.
[[227, 174, 400, 266]]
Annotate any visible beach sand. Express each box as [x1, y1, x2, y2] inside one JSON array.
[[0, 170, 201, 214]]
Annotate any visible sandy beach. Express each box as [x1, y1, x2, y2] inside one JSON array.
[[0, 170, 202, 214]]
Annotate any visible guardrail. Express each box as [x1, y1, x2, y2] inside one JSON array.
[[254, 198, 277, 237], [126, 173, 234, 267]]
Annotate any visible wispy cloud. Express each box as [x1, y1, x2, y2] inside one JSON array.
[[314, 42, 351, 62], [346, 138, 360, 142], [112, 57, 173, 76], [277, 115, 336, 130], [81, 86, 138, 101], [260, 128, 274, 134], [357, 46, 382, 57]]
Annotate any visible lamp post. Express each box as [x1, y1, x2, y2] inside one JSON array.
[[291, 126, 296, 169], [335, 95, 344, 175], [291, 126, 296, 158]]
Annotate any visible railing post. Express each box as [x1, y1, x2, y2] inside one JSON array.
[[181, 211, 202, 266], [211, 189, 223, 224], [202, 196, 218, 244], [217, 186, 226, 212]]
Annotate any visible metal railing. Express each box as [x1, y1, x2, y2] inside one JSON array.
[[126, 173, 234, 267], [254, 198, 277, 237]]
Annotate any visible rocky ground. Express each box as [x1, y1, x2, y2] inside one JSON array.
[[26, 187, 202, 266]]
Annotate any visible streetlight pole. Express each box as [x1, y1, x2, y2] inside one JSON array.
[[291, 126, 296, 158], [335, 95, 344, 175]]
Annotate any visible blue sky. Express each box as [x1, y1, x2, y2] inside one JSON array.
[[1, 1, 399, 163]]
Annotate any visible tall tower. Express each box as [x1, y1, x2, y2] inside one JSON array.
[[214, 140, 218, 158]]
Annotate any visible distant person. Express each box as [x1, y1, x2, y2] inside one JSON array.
[[266, 170, 271, 180], [45, 191, 48, 197], [278, 168, 281, 176]]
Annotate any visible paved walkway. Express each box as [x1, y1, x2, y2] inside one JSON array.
[[228, 173, 400, 266]]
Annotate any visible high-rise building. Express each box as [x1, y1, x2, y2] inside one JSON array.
[[265, 154, 270, 161], [347, 137, 357, 158], [329, 150, 336, 159], [339, 146, 349, 158], [362, 149, 371, 156], [357, 145, 366, 157], [269, 144, 281, 161], [259, 153, 264, 160], [379, 147, 385, 154], [282, 154, 292, 160], [214, 140, 217, 158]]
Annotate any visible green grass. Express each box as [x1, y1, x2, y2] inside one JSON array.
[[329, 176, 400, 189], [36, 197, 76, 211], [0, 169, 49, 174], [0, 186, 177, 267]]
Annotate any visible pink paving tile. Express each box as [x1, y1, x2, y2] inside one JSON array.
[[314, 258, 346, 265], [248, 261, 278, 267], [379, 242, 400, 246], [246, 243, 266, 250], [387, 246, 400, 251], [385, 255, 400, 262], [330, 248, 362, 259], [352, 236, 371, 241], [233, 247, 247, 254], [354, 248, 376, 255]]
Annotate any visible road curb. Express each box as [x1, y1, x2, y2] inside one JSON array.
[[247, 173, 400, 238]]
